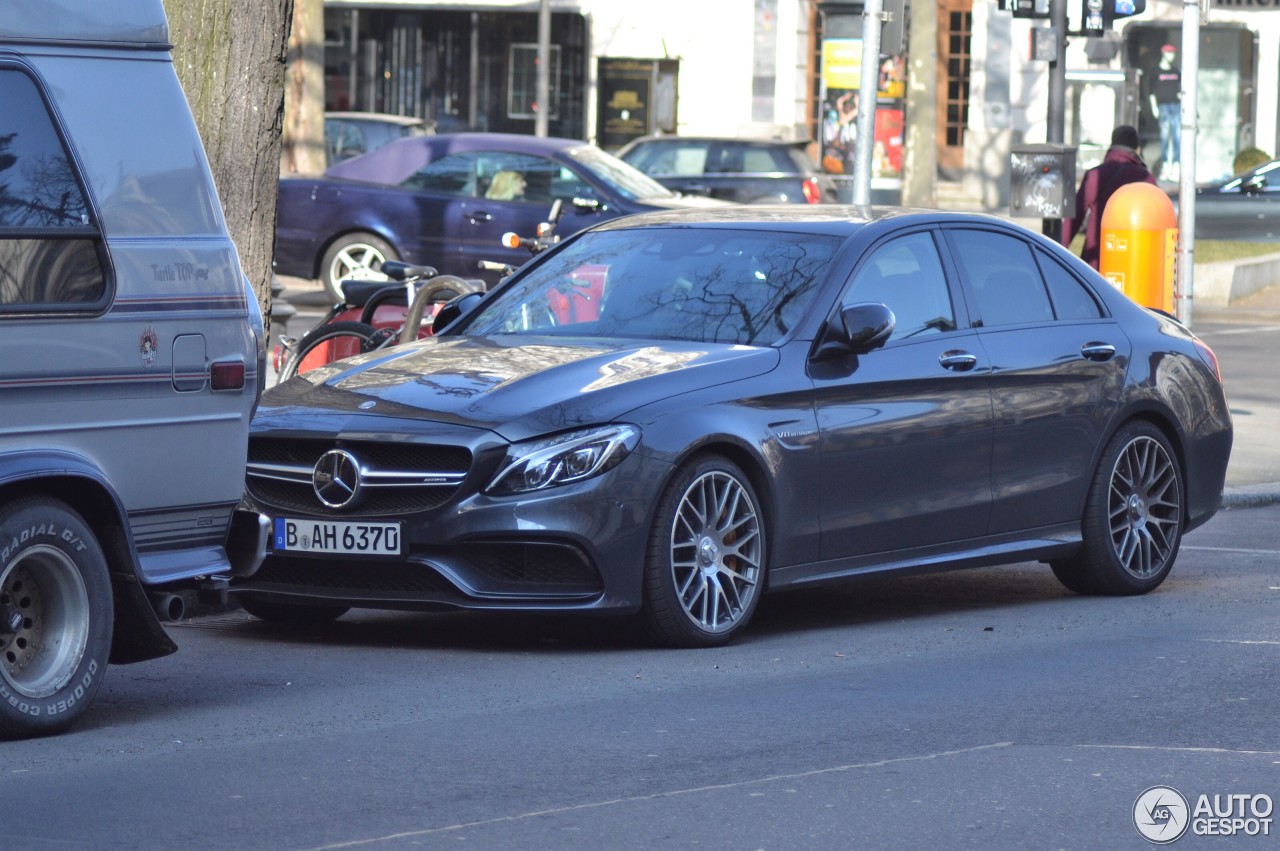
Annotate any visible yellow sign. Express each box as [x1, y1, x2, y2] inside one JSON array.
[[822, 39, 862, 90]]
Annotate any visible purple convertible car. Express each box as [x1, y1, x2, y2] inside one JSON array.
[[274, 132, 722, 300]]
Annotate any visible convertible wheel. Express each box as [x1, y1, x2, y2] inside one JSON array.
[[1052, 421, 1183, 595], [0, 497, 113, 739], [320, 232, 398, 302], [643, 456, 766, 647], [238, 595, 349, 626]]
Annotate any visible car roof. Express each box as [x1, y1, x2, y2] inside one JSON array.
[[0, 0, 169, 46], [323, 132, 590, 183], [326, 112, 430, 128], [586, 205, 1012, 236]]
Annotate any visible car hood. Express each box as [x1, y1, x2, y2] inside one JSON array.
[[635, 193, 731, 209], [261, 335, 780, 442]]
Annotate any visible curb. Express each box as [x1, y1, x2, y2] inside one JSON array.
[[1222, 483, 1280, 510]]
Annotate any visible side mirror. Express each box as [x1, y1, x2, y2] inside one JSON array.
[[1242, 175, 1266, 195], [814, 302, 895, 360], [842, 302, 895, 352], [431, 291, 484, 334]]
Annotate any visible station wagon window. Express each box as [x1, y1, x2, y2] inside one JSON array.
[[947, 229, 1054, 327], [843, 232, 955, 341], [1034, 249, 1104, 320], [0, 68, 106, 310]]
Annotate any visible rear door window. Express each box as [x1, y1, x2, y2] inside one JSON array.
[[945, 229, 1054, 327], [0, 67, 107, 311]]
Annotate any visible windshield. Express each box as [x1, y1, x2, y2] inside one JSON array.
[[569, 145, 675, 200], [460, 227, 840, 346]]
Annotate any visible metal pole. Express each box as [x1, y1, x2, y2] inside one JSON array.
[[535, 0, 551, 137], [1177, 0, 1201, 325], [1043, 0, 1067, 238], [852, 0, 883, 205]]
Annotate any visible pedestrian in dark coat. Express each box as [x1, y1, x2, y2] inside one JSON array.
[[1062, 125, 1157, 270]]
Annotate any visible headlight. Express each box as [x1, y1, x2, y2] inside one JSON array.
[[487, 425, 640, 495]]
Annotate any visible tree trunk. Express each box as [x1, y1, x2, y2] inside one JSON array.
[[282, 0, 327, 176], [162, 0, 294, 321]]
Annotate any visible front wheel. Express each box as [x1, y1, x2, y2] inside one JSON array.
[[642, 456, 767, 647], [1052, 421, 1184, 595], [320, 233, 398, 302], [0, 497, 113, 739]]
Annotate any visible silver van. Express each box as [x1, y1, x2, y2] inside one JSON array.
[[0, 1, 264, 737]]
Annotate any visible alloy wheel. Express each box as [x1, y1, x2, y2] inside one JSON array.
[[1, 545, 91, 699], [1107, 435, 1182, 580], [669, 471, 762, 634]]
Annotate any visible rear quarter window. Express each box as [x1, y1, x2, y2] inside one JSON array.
[[0, 67, 107, 310]]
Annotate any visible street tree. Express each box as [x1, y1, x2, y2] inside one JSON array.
[[163, 0, 294, 319]]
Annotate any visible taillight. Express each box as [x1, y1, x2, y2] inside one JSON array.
[[211, 360, 246, 391], [1193, 338, 1222, 382], [802, 177, 821, 204]]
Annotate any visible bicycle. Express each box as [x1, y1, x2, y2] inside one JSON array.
[[276, 262, 482, 381]]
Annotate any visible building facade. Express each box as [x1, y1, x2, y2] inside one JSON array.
[[320, 0, 1279, 204]]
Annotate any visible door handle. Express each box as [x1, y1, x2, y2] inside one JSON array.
[[1080, 342, 1117, 362], [939, 350, 978, 371], [466, 210, 494, 223]]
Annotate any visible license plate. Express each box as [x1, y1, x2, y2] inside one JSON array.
[[273, 518, 402, 556]]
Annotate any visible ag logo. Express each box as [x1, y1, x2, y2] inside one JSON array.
[[1134, 785, 1190, 843]]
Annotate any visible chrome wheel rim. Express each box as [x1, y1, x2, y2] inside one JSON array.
[[670, 471, 762, 634], [327, 242, 389, 295], [1108, 435, 1181, 579], [1, 545, 90, 699]]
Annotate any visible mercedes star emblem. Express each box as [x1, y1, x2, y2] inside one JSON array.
[[313, 448, 362, 509]]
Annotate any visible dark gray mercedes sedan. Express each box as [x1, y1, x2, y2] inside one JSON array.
[[233, 207, 1233, 647]]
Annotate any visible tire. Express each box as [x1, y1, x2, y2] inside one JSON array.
[[642, 455, 767, 647], [279, 321, 378, 381], [320, 233, 398, 302], [0, 496, 113, 739], [1051, 421, 1184, 595], [238, 595, 348, 626]]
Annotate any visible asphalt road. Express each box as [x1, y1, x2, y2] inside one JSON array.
[[4, 502, 1277, 849]]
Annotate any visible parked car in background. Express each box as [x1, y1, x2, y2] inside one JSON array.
[[616, 135, 837, 204], [275, 132, 723, 300], [1190, 158, 1280, 241], [325, 111, 433, 164], [234, 206, 1232, 648]]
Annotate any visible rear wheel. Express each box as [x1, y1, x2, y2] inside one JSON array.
[[320, 232, 398, 302], [642, 456, 767, 647], [1052, 421, 1183, 595], [238, 595, 349, 626], [0, 497, 113, 739], [279, 321, 378, 381]]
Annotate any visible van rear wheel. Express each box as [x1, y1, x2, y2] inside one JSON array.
[[0, 497, 113, 739]]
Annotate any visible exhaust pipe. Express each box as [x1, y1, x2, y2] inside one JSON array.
[[148, 592, 186, 622]]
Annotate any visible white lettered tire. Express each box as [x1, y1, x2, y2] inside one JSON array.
[[0, 496, 113, 738]]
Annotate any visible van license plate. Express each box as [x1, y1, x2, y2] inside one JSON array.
[[273, 518, 401, 555]]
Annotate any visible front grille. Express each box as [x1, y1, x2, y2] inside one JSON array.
[[459, 541, 602, 593], [246, 437, 472, 517]]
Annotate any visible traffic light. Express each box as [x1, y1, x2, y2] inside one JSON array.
[[1081, 0, 1146, 34]]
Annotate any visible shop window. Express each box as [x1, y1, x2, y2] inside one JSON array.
[[508, 44, 561, 120]]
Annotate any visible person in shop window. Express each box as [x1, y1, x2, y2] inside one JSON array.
[[1149, 43, 1182, 182], [1062, 124, 1156, 271]]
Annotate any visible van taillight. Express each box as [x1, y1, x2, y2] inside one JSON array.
[[802, 177, 821, 204], [211, 360, 246, 390], [1193, 339, 1222, 382]]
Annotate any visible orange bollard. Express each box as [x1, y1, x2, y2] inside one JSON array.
[[1099, 182, 1179, 314]]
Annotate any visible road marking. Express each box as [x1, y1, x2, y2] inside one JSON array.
[[1198, 639, 1280, 646], [1183, 545, 1280, 555], [1080, 744, 1280, 755], [302, 742, 1016, 849]]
